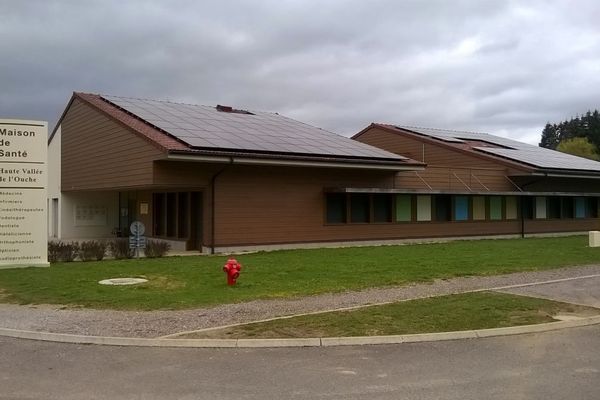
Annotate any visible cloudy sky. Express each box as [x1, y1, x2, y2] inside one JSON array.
[[2, 0, 600, 144]]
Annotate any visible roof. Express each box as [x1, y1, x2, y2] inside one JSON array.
[[52, 93, 423, 169], [360, 124, 600, 174]]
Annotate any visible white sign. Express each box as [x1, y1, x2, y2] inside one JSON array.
[[0, 119, 48, 267], [130, 221, 145, 236]]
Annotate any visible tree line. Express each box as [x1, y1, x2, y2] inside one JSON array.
[[539, 110, 600, 160]]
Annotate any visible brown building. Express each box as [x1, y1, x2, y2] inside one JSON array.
[[48, 94, 600, 253], [350, 124, 600, 238], [47, 93, 423, 253]]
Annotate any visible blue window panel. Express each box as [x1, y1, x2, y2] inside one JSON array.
[[575, 197, 586, 218], [454, 196, 469, 221]]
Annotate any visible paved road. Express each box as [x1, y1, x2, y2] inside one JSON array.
[[2, 326, 599, 400], [501, 275, 600, 308]]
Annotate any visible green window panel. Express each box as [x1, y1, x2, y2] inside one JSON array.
[[535, 197, 547, 219], [396, 195, 412, 222], [416, 195, 432, 222], [505, 196, 517, 220], [472, 196, 486, 220], [489, 196, 502, 220]]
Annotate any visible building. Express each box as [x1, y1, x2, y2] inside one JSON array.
[[350, 124, 600, 238], [47, 93, 423, 253], [48, 94, 600, 253]]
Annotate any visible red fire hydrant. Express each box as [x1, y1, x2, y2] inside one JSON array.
[[223, 258, 242, 286]]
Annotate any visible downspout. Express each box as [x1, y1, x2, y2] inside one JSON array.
[[210, 158, 234, 254]]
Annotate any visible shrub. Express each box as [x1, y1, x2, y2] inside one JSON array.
[[108, 238, 134, 259], [48, 241, 61, 263], [144, 240, 171, 258], [47, 241, 79, 262], [79, 240, 107, 261]]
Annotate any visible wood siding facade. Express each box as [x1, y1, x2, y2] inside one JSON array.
[[55, 102, 600, 251], [355, 127, 529, 192], [61, 98, 166, 191]]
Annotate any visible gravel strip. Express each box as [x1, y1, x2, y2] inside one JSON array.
[[1, 265, 599, 338]]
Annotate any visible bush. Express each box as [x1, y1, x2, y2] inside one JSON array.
[[48, 241, 61, 263], [61, 242, 79, 262], [79, 240, 107, 261], [144, 240, 171, 258], [108, 238, 134, 259], [47, 241, 79, 263]]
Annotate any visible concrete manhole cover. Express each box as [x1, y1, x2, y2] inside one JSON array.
[[98, 278, 148, 286]]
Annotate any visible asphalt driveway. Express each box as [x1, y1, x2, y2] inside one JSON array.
[[499, 275, 600, 308], [2, 325, 599, 400]]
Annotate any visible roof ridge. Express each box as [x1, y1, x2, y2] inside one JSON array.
[[96, 93, 284, 116], [397, 124, 492, 136], [100, 93, 215, 108]]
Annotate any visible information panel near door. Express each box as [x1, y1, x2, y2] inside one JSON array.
[[0, 119, 48, 267]]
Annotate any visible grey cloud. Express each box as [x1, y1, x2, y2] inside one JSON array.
[[1, 0, 599, 144]]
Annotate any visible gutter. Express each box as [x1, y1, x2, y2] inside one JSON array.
[[326, 187, 600, 197], [529, 171, 600, 180], [166, 153, 424, 171]]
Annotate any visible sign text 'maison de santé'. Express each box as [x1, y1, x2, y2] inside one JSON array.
[[0, 119, 48, 267]]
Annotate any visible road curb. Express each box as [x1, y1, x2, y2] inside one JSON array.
[[1, 315, 599, 348]]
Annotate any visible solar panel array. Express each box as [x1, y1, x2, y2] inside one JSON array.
[[397, 125, 600, 172], [101, 95, 408, 161]]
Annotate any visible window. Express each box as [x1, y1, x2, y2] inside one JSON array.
[[153, 191, 201, 239], [548, 197, 561, 219], [489, 196, 502, 220], [454, 196, 469, 221], [561, 197, 574, 219], [416, 195, 432, 221], [435, 195, 452, 221], [166, 192, 177, 237], [326, 194, 347, 223], [153, 193, 166, 235], [396, 195, 412, 222], [505, 196, 518, 220], [587, 198, 599, 218], [325, 193, 405, 224], [51, 198, 59, 238], [535, 197, 547, 219], [575, 197, 586, 218], [178, 193, 189, 237], [350, 194, 370, 223], [373, 194, 392, 223], [472, 196, 486, 220], [522, 197, 534, 219]]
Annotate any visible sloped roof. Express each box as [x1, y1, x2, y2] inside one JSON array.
[[369, 124, 600, 173], [55, 93, 421, 168], [103, 94, 409, 160]]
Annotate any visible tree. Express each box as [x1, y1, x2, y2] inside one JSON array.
[[540, 109, 600, 154], [556, 137, 600, 160], [539, 123, 559, 149]]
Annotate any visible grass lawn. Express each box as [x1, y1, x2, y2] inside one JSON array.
[[0, 235, 598, 310], [184, 292, 599, 339]]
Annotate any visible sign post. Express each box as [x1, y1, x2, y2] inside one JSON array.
[[129, 221, 146, 258], [0, 119, 48, 268]]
